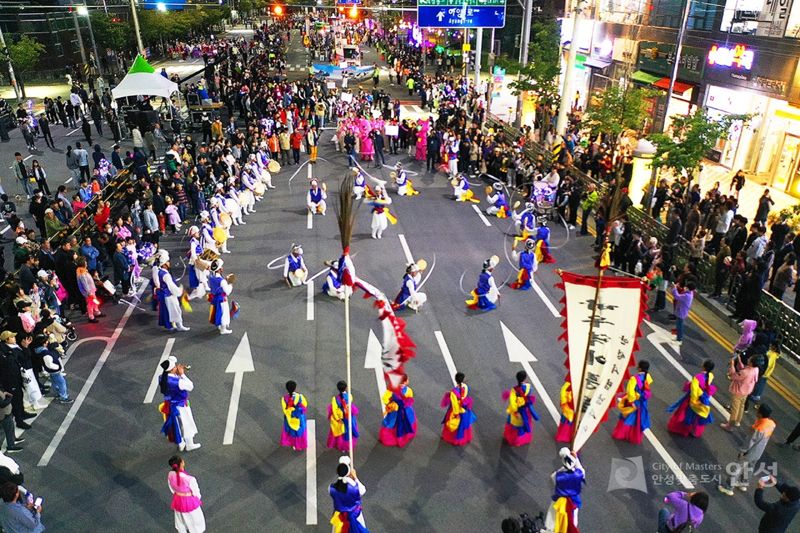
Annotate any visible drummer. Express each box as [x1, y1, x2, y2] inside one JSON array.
[[452, 173, 478, 203], [512, 202, 536, 250], [284, 244, 308, 287], [208, 198, 231, 254], [394, 162, 419, 196], [307, 179, 327, 215], [485, 183, 509, 218]]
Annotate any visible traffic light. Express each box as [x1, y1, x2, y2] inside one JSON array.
[[273, 5, 284, 16], [348, 6, 358, 18]]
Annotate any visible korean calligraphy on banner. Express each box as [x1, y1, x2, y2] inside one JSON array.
[[558, 272, 647, 452]]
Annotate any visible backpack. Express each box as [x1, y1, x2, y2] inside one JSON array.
[[670, 503, 695, 532]]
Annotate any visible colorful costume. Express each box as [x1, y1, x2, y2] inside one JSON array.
[[327, 392, 359, 452], [486, 184, 509, 218], [535, 224, 556, 264], [555, 381, 574, 443], [307, 180, 327, 215], [503, 382, 540, 446], [329, 477, 369, 533], [159, 372, 200, 451], [512, 206, 536, 248], [378, 385, 417, 447], [370, 189, 395, 240], [545, 449, 585, 533], [509, 240, 537, 290], [322, 261, 345, 300], [394, 165, 419, 196], [393, 265, 426, 311], [666, 371, 716, 438], [440, 384, 476, 446], [281, 391, 308, 450], [284, 246, 308, 286], [168, 468, 206, 533], [466, 258, 499, 311], [156, 265, 189, 331], [453, 175, 477, 203], [611, 371, 652, 444], [187, 232, 209, 300], [207, 263, 233, 335]]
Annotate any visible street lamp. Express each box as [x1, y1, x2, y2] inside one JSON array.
[[156, 2, 167, 11], [76, 5, 103, 76]]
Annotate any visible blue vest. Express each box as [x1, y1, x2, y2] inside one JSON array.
[[310, 188, 323, 203], [287, 254, 303, 272], [164, 374, 189, 404], [476, 271, 492, 295]]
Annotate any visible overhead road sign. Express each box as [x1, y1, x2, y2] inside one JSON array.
[[417, 0, 506, 29]]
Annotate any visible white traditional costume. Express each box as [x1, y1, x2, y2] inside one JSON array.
[[307, 179, 327, 215], [370, 185, 393, 240], [284, 244, 308, 287], [207, 259, 233, 335]]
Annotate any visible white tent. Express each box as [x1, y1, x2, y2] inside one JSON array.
[[111, 54, 178, 100]]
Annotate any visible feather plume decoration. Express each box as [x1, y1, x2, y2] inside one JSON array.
[[336, 173, 358, 251]]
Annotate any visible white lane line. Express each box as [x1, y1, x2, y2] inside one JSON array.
[[532, 281, 560, 318], [38, 281, 150, 466], [307, 210, 313, 229], [434, 331, 458, 386], [306, 419, 318, 525], [64, 177, 73, 184], [222, 333, 254, 446], [66, 127, 80, 136], [306, 281, 315, 321], [471, 204, 492, 227], [23, 155, 32, 162], [643, 428, 695, 489], [398, 233, 414, 263], [0, 226, 10, 234], [143, 338, 175, 404], [520, 360, 560, 424]]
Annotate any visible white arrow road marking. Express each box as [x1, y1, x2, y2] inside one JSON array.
[[306, 419, 317, 525], [223, 332, 255, 445], [306, 281, 315, 321], [39, 281, 150, 466], [532, 281, 560, 318], [643, 428, 695, 489], [500, 322, 560, 423], [365, 329, 387, 406], [143, 338, 175, 403], [307, 210, 313, 229], [398, 234, 414, 263], [645, 321, 729, 419], [471, 204, 492, 227], [434, 331, 458, 386]]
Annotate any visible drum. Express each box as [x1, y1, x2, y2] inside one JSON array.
[[212, 226, 228, 244], [485, 186, 492, 195], [220, 212, 232, 229], [254, 182, 266, 195], [267, 160, 281, 173]]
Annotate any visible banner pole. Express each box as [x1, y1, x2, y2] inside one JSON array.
[[345, 289, 354, 465]]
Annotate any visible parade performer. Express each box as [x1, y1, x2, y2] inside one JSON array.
[[512, 203, 536, 249], [307, 179, 327, 215], [555, 380, 574, 443], [156, 252, 191, 332], [393, 163, 419, 196], [502, 370, 540, 446], [167, 455, 206, 533], [535, 219, 556, 264], [544, 448, 586, 533], [466, 256, 500, 311], [280, 380, 308, 451], [611, 360, 652, 444], [370, 185, 395, 240], [207, 200, 231, 254], [393, 261, 427, 311], [284, 244, 308, 286], [199, 211, 219, 255], [186, 226, 210, 301], [159, 356, 201, 451], [327, 380, 359, 452], [207, 259, 233, 335], [441, 372, 476, 446], [352, 168, 373, 200], [666, 359, 717, 438], [509, 239, 537, 291], [329, 456, 369, 533], [378, 374, 417, 448], [452, 174, 478, 203], [485, 183, 509, 218], [322, 260, 345, 300]]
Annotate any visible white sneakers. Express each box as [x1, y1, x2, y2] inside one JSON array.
[[219, 327, 233, 335]]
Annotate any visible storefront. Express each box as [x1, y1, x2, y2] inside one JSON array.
[[631, 41, 705, 130], [703, 42, 800, 198]]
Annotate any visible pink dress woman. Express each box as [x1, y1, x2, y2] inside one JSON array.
[[360, 119, 374, 161], [168, 466, 206, 532], [415, 120, 428, 162]]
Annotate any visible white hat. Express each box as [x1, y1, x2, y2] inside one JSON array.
[[483, 255, 499, 270], [188, 225, 200, 236], [291, 243, 303, 255], [160, 355, 178, 372], [157, 250, 170, 265], [559, 447, 578, 471], [15, 236, 27, 245], [200, 210, 210, 220], [37, 270, 49, 279], [209, 259, 224, 272], [492, 182, 504, 191]]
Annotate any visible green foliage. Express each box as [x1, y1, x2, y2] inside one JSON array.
[[509, 20, 561, 110], [90, 12, 130, 51], [583, 85, 658, 144], [136, 6, 229, 46], [7, 35, 46, 73], [649, 109, 752, 180]]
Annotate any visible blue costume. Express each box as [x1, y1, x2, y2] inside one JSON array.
[[466, 270, 498, 310], [393, 274, 417, 310], [329, 479, 369, 533], [156, 269, 174, 330]]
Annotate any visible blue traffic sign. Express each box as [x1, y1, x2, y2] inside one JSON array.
[[417, 4, 506, 28]]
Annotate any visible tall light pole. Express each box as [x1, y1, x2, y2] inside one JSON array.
[[78, 5, 102, 75], [71, 5, 89, 67], [556, 2, 583, 136], [514, 0, 533, 126], [130, 0, 146, 57], [0, 25, 20, 101], [657, 0, 692, 132]]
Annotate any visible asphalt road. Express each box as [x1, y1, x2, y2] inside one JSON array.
[[1, 29, 797, 533]]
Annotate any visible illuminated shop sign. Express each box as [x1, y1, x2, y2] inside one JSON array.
[[708, 44, 755, 70]]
